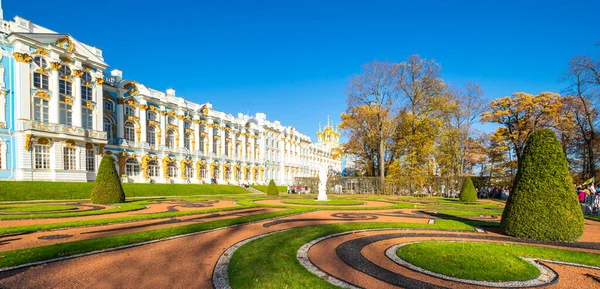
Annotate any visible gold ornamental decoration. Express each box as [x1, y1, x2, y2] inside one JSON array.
[[86, 143, 94, 150], [34, 91, 51, 101], [72, 70, 84, 78], [34, 48, 48, 56], [117, 152, 128, 175], [55, 36, 75, 53], [65, 140, 76, 148], [124, 82, 138, 97], [24, 134, 33, 151], [50, 62, 62, 71], [95, 78, 104, 86], [13, 52, 33, 63]]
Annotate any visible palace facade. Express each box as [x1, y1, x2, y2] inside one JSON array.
[[0, 14, 342, 184]]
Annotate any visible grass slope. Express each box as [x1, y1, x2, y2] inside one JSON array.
[[251, 185, 287, 193], [396, 241, 600, 281], [0, 205, 78, 213], [0, 201, 149, 220], [0, 182, 250, 201], [281, 199, 365, 206]]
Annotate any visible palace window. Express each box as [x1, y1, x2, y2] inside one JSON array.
[[63, 147, 77, 171], [124, 122, 136, 142], [148, 160, 159, 177], [103, 100, 114, 111], [184, 121, 191, 129], [126, 158, 140, 177], [59, 66, 72, 96], [199, 137, 205, 153], [82, 107, 93, 130], [213, 166, 220, 180], [104, 117, 114, 141], [81, 72, 93, 100], [168, 116, 177, 125], [184, 133, 192, 151], [186, 164, 194, 180], [200, 165, 208, 179], [147, 111, 157, 121], [236, 168, 241, 181], [147, 126, 156, 147], [125, 105, 135, 116], [32, 57, 49, 90], [33, 97, 49, 123], [166, 130, 176, 149], [213, 137, 218, 154], [225, 167, 232, 180], [59, 102, 72, 126], [167, 163, 178, 178], [33, 144, 50, 169], [86, 149, 95, 172]]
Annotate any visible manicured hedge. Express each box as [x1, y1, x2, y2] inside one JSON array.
[[91, 156, 126, 204], [251, 185, 287, 194], [501, 129, 584, 241], [460, 177, 477, 202], [267, 180, 280, 196]]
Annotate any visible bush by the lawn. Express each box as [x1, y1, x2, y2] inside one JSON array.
[[459, 177, 477, 202], [251, 184, 287, 194], [266, 180, 279, 196], [501, 129, 584, 241], [91, 156, 126, 204]]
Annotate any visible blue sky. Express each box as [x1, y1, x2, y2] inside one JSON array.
[[5, 0, 599, 139]]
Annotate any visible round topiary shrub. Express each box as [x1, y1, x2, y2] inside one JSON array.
[[501, 129, 584, 241], [91, 156, 126, 204], [267, 179, 279, 196], [459, 177, 477, 202]]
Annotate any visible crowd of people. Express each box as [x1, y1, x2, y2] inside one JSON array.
[[576, 183, 600, 203], [288, 185, 310, 194], [477, 186, 511, 200]]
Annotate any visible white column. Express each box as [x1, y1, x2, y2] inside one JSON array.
[[14, 55, 31, 121], [73, 73, 82, 127], [140, 107, 147, 144], [193, 120, 200, 151], [94, 81, 103, 131], [116, 102, 124, 139], [178, 117, 185, 149], [207, 121, 213, 155], [49, 68, 59, 124], [159, 111, 166, 148]]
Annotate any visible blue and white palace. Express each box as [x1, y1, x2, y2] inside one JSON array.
[[0, 11, 342, 184]]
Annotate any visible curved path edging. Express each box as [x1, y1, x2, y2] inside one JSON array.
[[386, 242, 558, 288]]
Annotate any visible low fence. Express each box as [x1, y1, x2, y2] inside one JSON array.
[[293, 177, 382, 195]]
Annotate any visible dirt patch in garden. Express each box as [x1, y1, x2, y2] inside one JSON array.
[[253, 199, 394, 208]]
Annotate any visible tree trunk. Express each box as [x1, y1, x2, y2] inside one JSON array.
[[379, 131, 385, 192]]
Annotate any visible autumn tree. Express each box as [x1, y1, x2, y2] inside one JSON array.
[[345, 61, 400, 186], [562, 56, 600, 180], [481, 92, 565, 162]]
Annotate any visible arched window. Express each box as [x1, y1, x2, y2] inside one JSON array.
[[236, 167, 241, 181], [167, 162, 178, 178], [184, 133, 192, 151], [33, 97, 49, 123], [148, 160, 159, 177], [81, 72, 93, 101], [186, 164, 194, 179], [59, 102, 72, 126], [103, 100, 114, 111], [168, 116, 177, 125], [200, 164, 208, 179], [224, 140, 229, 156], [225, 166, 232, 180], [32, 57, 49, 90], [213, 165, 220, 180], [147, 126, 156, 147], [184, 121, 191, 129], [199, 136, 205, 152], [59, 66, 72, 96], [166, 130, 176, 149], [124, 122, 136, 142], [147, 111, 157, 121], [126, 158, 140, 177], [125, 105, 135, 116], [104, 117, 114, 141]]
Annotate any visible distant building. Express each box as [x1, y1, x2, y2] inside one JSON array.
[[0, 11, 341, 184]]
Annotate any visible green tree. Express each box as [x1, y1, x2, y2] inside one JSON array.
[[501, 129, 584, 241], [266, 179, 279, 196], [91, 156, 126, 204], [459, 177, 477, 202]]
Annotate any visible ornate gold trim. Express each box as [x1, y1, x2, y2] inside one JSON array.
[[72, 70, 84, 78], [34, 91, 51, 101], [55, 36, 75, 53], [24, 134, 33, 151], [14, 52, 33, 63], [65, 140, 76, 148], [124, 82, 138, 97], [95, 77, 104, 85], [50, 62, 62, 71]]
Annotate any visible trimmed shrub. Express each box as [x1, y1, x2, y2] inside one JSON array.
[[91, 156, 126, 204], [501, 129, 584, 241], [459, 177, 477, 202], [266, 179, 279, 196]]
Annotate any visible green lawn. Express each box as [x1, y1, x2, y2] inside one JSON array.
[[0, 208, 312, 269], [0, 204, 78, 213], [228, 221, 478, 289], [0, 182, 251, 201], [0, 201, 149, 220], [251, 185, 287, 193], [396, 241, 600, 281], [586, 215, 600, 222], [281, 199, 365, 206]]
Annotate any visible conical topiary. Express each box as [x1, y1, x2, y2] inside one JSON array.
[[501, 129, 584, 241], [91, 156, 126, 204], [267, 179, 279, 196], [459, 177, 477, 202]]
